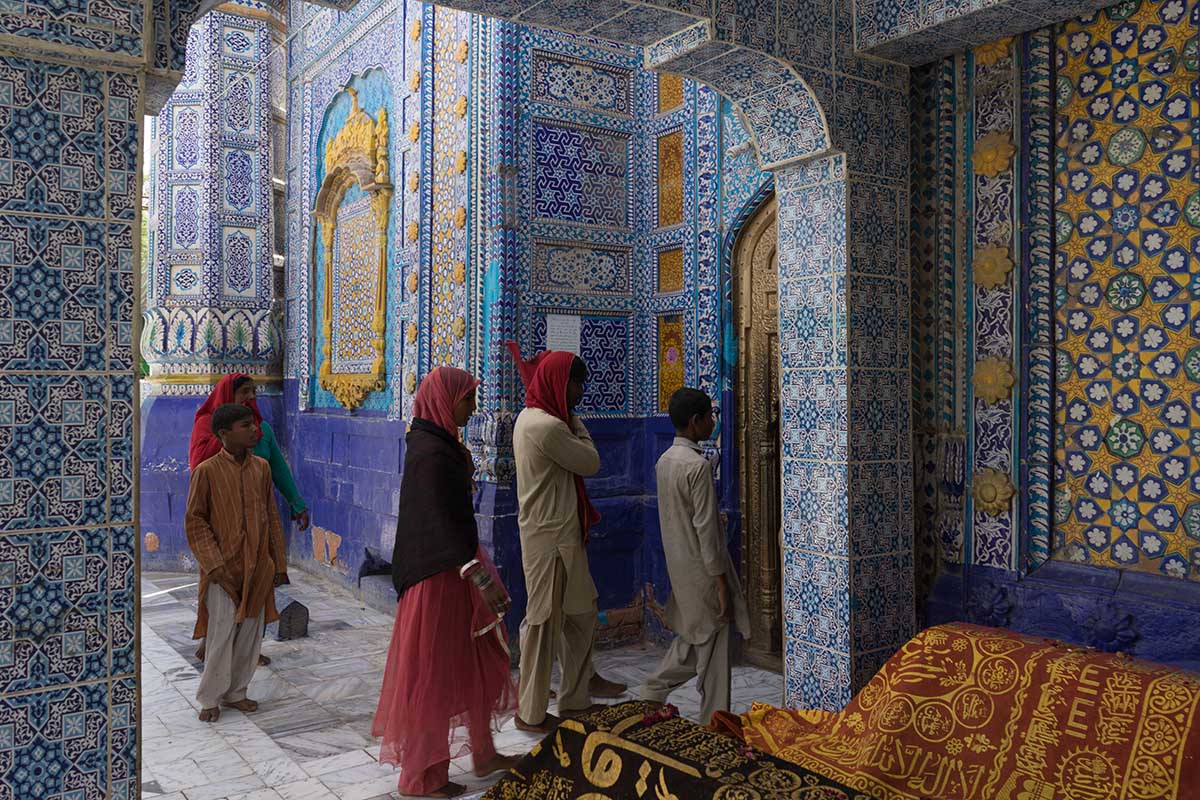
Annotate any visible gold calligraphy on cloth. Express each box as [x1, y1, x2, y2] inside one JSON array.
[[484, 701, 878, 800], [734, 623, 1200, 800]]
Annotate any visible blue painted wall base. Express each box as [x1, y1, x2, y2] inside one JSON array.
[[139, 390, 293, 572], [924, 561, 1200, 674]]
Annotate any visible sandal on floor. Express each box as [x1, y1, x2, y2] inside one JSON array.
[[258, 654, 271, 667], [427, 782, 466, 798]]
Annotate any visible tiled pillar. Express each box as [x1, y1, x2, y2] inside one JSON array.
[[141, 8, 283, 388], [776, 148, 914, 711], [0, 53, 140, 795], [468, 19, 524, 628], [139, 6, 286, 569]]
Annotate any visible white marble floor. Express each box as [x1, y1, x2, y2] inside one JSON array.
[[140, 571, 785, 800]]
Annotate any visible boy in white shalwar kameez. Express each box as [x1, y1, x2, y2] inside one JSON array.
[[640, 388, 750, 724]]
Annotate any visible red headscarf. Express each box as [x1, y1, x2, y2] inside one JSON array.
[[188, 373, 263, 470], [506, 342, 600, 540], [413, 366, 479, 440]]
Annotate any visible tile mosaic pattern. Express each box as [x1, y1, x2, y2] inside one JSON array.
[[656, 314, 684, 410], [0, 373, 108, 532], [1052, 0, 1199, 580], [532, 240, 632, 295], [969, 37, 1019, 571], [855, 0, 1112, 64], [286, 0, 410, 413], [0, 36, 140, 800], [1019, 28, 1054, 570], [656, 246, 684, 294], [144, 12, 279, 382], [0, 0, 142, 59], [909, 50, 979, 579], [531, 313, 630, 413], [0, 527, 109, 694], [910, 62, 943, 596], [429, 6, 472, 369], [657, 72, 684, 114], [0, 681, 110, 799], [329, 190, 381, 373], [655, 128, 684, 228], [509, 30, 708, 420], [531, 118, 632, 229], [532, 50, 634, 117]]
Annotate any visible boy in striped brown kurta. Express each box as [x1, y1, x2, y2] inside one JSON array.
[[185, 403, 289, 722]]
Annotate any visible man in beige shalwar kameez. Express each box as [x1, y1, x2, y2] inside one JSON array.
[[640, 388, 749, 724], [507, 346, 626, 733]]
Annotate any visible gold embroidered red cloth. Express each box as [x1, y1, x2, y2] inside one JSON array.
[[732, 623, 1200, 800]]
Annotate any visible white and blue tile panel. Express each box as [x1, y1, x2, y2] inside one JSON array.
[[143, 11, 278, 382], [1017, 28, 1052, 571], [0, 35, 140, 800], [773, 52, 916, 707], [286, 0, 409, 413], [853, 0, 1113, 64], [968, 41, 1019, 571]]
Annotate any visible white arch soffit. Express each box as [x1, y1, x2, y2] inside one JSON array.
[[417, 2, 832, 170], [643, 20, 832, 171]]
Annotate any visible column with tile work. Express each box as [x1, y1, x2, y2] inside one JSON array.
[[139, 4, 286, 571], [775, 149, 914, 710], [0, 1, 145, 792]]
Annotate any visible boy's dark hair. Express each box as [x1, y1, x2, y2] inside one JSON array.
[[569, 357, 589, 383], [211, 402, 254, 435], [668, 388, 712, 430], [231, 375, 253, 392]]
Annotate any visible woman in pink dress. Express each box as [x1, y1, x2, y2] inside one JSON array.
[[372, 367, 520, 797]]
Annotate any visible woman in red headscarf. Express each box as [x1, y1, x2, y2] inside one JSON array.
[[372, 366, 520, 798], [188, 373, 309, 666]]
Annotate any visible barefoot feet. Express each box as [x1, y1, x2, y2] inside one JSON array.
[[514, 713, 561, 734], [194, 648, 269, 667], [473, 753, 521, 778], [588, 674, 627, 698], [199, 707, 220, 723], [221, 698, 259, 713]]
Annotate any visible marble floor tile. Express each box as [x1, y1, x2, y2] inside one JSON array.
[[302, 748, 376, 778], [277, 726, 373, 761], [195, 752, 255, 784], [298, 676, 374, 704], [226, 790, 284, 800], [274, 779, 341, 800], [181, 775, 267, 800], [320, 771, 398, 800], [142, 570, 788, 800], [151, 758, 211, 792], [250, 756, 309, 785], [312, 760, 394, 791]]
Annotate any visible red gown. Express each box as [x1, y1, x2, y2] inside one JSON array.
[[372, 547, 516, 795]]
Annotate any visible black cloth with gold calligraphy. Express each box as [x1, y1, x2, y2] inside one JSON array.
[[483, 702, 878, 800]]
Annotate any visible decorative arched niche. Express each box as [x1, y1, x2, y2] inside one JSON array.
[[313, 88, 393, 410]]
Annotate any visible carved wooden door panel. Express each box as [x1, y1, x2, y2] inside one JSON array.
[[735, 197, 781, 670]]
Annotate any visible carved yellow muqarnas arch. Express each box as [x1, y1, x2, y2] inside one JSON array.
[[314, 88, 393, 410]]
